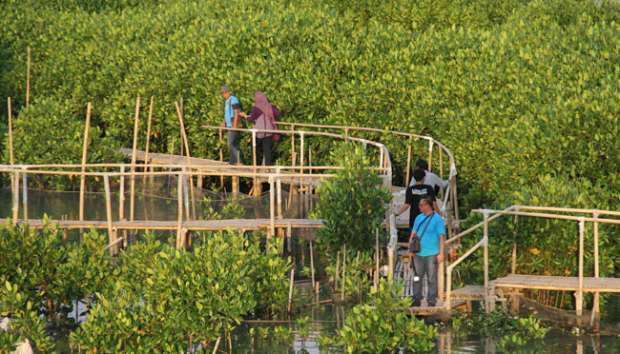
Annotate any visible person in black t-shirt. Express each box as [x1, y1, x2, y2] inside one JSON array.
[[395, 168, 436, 231]]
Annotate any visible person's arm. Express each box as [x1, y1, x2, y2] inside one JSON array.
[[245, 107, 261, 122], [437, 235, 445, 262], [272, 106, 281, 119], [396, 203, 410, 216]]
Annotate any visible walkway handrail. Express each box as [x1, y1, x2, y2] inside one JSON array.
[[445, 205, 620, 319]]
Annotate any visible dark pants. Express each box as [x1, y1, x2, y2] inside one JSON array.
[[413, 255, 438, 306], [227, 131, 241, 164], [256, 136, 273, 166]]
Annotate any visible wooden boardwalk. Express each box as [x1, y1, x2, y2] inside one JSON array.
[[2, 218, 323, 231], [494, 274, 620, 293]]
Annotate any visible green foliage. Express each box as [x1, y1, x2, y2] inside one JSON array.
[[0, 282, 55, 353], [452, 309, 548, 351], [200, 194, 246, 220], [70, 232, 290, 352], [325, 252, 374, 301], [321, 280, 437, 353], [314, 145, 391, 258]]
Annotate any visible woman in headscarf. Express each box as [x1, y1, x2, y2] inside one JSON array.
[[241, 91, 281, 166]]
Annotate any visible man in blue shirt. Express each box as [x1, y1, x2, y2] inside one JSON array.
[[409, 197, 446, 307], [221, 85, 242, 164]]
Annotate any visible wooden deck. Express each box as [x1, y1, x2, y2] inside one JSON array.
[[493, 274, 620, 293], [2, 218, 324, 231]]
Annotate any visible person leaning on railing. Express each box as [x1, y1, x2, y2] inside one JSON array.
[[240, 91, 281, 166], [220, 85, 243, 165], [409, 197, 446, 307]]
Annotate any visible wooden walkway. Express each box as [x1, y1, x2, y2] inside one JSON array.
[[494, 274, 620, 293], [2, 218, 323, 231]]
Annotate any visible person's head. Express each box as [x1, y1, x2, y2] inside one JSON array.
[[413, 168, 426, 184], [418, 197, 434, 215], [415, 159, 429, 171], [255, 91, 269, 104], [221, 85, 231, 99]]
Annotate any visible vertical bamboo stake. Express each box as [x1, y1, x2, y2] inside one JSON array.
[[143, 96, 154, 185], [22, 171, 28, 222], [427, 139, 433, 172], [290, 125, 296, 167], [119, 166, 125, 220], [341, 245, 347, 301], [176, 173, 184, 249], [299, 132, 305, 174], [287, 268, 295, 313], [79, 102, 92, 223], [130, 97, 141, 223], [175, 101, 196, 219], [576, 219, 585, 318], [335, 251, 340, 291], [375, 229, 380, 291], [7, 97, 14, 165], [439, 147, 444, 178], [286, 223, 292, 254], [405, 138, 412, 186], [26, 47, 31, 108], [310, 240, 316, 289], [183, 169, 191, 221], [483, 211, 490, 313], [269, 177, 275, 238], [103, 175, 116, 255], [12, 171, 19, 224], [591, 213, 600, 327], [218, 127, 224, 188]]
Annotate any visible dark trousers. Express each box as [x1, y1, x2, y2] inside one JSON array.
[[256, 136, 273, 166], [227, 131, 241, 164], [413, 255, 439, 305]]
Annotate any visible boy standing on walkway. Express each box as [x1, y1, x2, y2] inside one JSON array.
[[221, 85, 242, 164]]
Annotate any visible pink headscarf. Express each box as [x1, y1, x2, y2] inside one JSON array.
[[254, 91, 275, 121]]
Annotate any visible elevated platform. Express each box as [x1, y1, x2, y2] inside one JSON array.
[[493, 274, 620, 293], [2, 218, 323, 231]]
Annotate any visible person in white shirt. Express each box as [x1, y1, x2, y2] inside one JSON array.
[[408, 159, 448, 194]]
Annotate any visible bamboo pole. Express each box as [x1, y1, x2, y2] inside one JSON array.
[[119, 166, 125, 220], [405, 138, 412, 186], [439, 147, 444, 178], [103, 175, 116, 255], [299, 132, 305, 174], [130, 96, 141, 222], [218, 127, 224, 189], [290, 124, 296, 167], [269, 177, 275, 238], [287, 223, 292, 254], [143, 96, 154, 185], [287, 268, 295, 313], [175, 101, 196, 218], [12, 171, 19, 224], [341, 245, 346, 301], [374, 229, 379, 291], [7, 97, 14, 165], [79, 102, 92, 223], [176, 173, 184, 249], [483, 211, 490, 313], [427, 139, 433, 172], [183, 169, 191, 222], [309, 240, 316, 289], [26, 47, 31, 107], [576, 219, 584, 318], [21, 171, 28, 222], [591, 213, 600, 328]]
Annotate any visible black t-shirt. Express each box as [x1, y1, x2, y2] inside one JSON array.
[[405, 184, 435, 230]]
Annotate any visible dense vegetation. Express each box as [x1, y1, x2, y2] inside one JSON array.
[[0, 225, 290, 352]]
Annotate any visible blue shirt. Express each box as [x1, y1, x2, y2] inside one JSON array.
[[412, 212, 445, 256], [224, 96, 240, 128]]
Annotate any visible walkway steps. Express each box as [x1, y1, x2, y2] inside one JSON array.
[[493, 274, 620, 293], [1, 218, 323, 231]]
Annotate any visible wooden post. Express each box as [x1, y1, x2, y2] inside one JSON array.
[[119, 166, 125, 220], [576, 219, 585, 318], [269, 177, 275, 238], [374, 229, 379, 291], [299, 132, 305, 174], [591, 213, 600, 328], [218, 127, 224, 189], [26, 47, 31, 108], [103, 175, 116, 255], [512, 216, 518, 274], [130, 97, 141, 222], [290, 126, 296, 167], [427, 139, 433, 172], [12, 171, 19, 224], [21, 171, 28, 222], [7, 97, 14, 165], [175, 101, 196, 218], [79, 102, 92, 223], [439, 147, 444, 178], [183, 169, 191, 221], [483, 211, 490, 313], [176, 173, 184, 249], [335, 252, 340, 291], [143, 96, 154, 185], [341, 245, 347, 301], [310, 240, 316, 289], [405, 138, 412, 186], [287, 268, 295, 314]]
